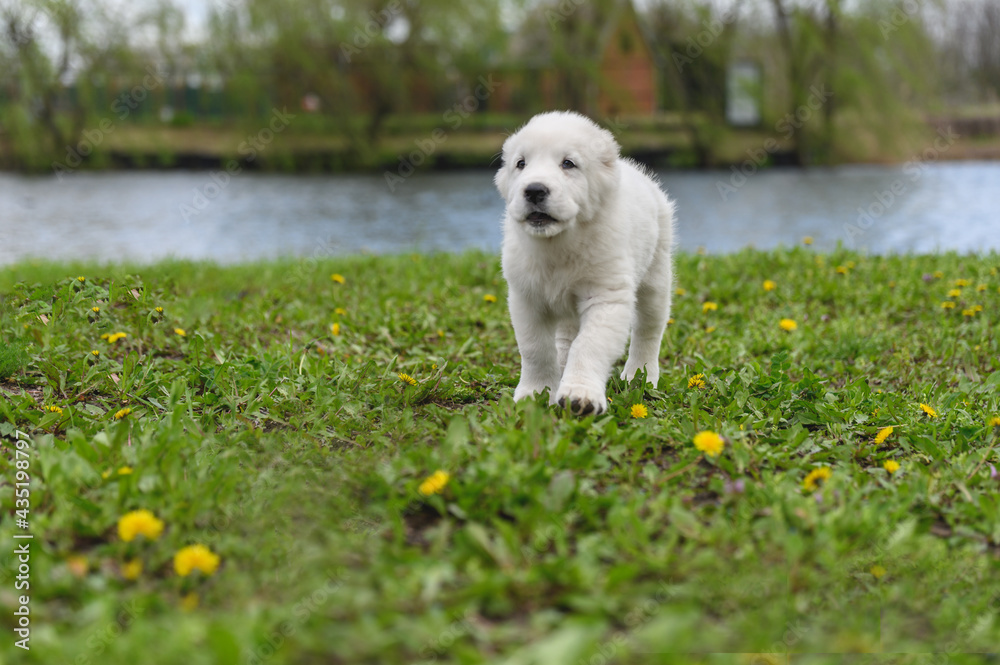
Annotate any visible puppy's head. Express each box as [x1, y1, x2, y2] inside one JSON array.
[[495, 111, 620, 238]]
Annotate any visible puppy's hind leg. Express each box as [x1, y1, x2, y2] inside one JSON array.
[[621, 266, 672, 387]]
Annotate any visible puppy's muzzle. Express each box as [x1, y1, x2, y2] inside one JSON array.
[[522, 183, 558, 226]]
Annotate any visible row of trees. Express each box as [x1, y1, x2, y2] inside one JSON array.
[[1, 0, 997, 170], [649, 0, 999, 164]]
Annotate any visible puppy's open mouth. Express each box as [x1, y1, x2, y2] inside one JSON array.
[[525, 211, 557, 226]]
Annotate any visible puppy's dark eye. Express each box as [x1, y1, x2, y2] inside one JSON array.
[[561, 159, 576, 169], [516, 158, 526, 169]]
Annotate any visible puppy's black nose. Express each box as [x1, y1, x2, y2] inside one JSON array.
[[524, 183, 549, 205]]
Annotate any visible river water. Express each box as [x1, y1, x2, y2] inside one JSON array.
[[1, 161, 997, 265]]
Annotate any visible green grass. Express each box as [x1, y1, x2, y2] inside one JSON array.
[[0, 339, 28, 381], [1, 248, 999, 665]]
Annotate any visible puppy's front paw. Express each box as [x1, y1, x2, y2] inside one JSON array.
[[620, 363, 659, 386], [514, 382, 553, 402], [554, 382, 608, 416]]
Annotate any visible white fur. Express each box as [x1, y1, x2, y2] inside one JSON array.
[[496, 111, 676, 416]]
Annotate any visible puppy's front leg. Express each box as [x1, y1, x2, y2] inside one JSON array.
[[555, 291, 632, 415], [509, 290, 561, 403]]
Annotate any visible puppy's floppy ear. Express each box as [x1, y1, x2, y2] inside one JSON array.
[[494, 156, 510, 199], [494, 135, 515, 199], [594, 125, 620, 168], [584, 123, 621, 217]]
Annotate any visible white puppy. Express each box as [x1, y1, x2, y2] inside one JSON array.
[[496, 111, 675, 416]]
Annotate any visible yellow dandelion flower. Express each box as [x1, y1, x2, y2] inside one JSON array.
[[114, 407, 132, 420], [802, 236, 814, 245], [102, 470, 112, 479], [45, 405, 63, 414], [331, 273, 345, 284], [398, 372, 417, 386], [173, 544, 220, 577], [91, 349, 100, 357], [688, 373, 706, 389], [437, 329, 445, 338], [874, 426, 894, 445], [630, 404, 648, 419], [117, 510, 164, 542], [987, 416, 1000, 428], [940, 301, 956, 309], [973, 304, 983, 312], [835, 265, 849, 275], [334, 307, 347, 316], [483, 294, 498, 303], [91, 306, 100, 313], [106, 332, 127, 343], [418, 470, 450, 496], [181, 592, 200, 611], [675, 287, 686, 296], [122, 559, 143, 580], [883, 460, 900, 474], [919, 403, 938, 418], [779, 318, 798, 331], [331, 323, 341, 336], [870, 565, 887, 579], [948, 288, 962, 298], [155, 307, 163, 313], [954, 279, 970, 287], [77, 276, 86, 283], [705, 326, 716, 333], [693, 430, 725, 458], [962, 309, 976, 317], [976, 284, 987, 292], [174, 328, 186, 336], [763, 280, 776, 291], [702, 301, 718, 312], [802, 466, 832, 491], [118, 466, 133, 475], [933, 271, 944, 279]]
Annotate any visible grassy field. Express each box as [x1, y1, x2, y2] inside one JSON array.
[[1, 248, 999, 664]]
